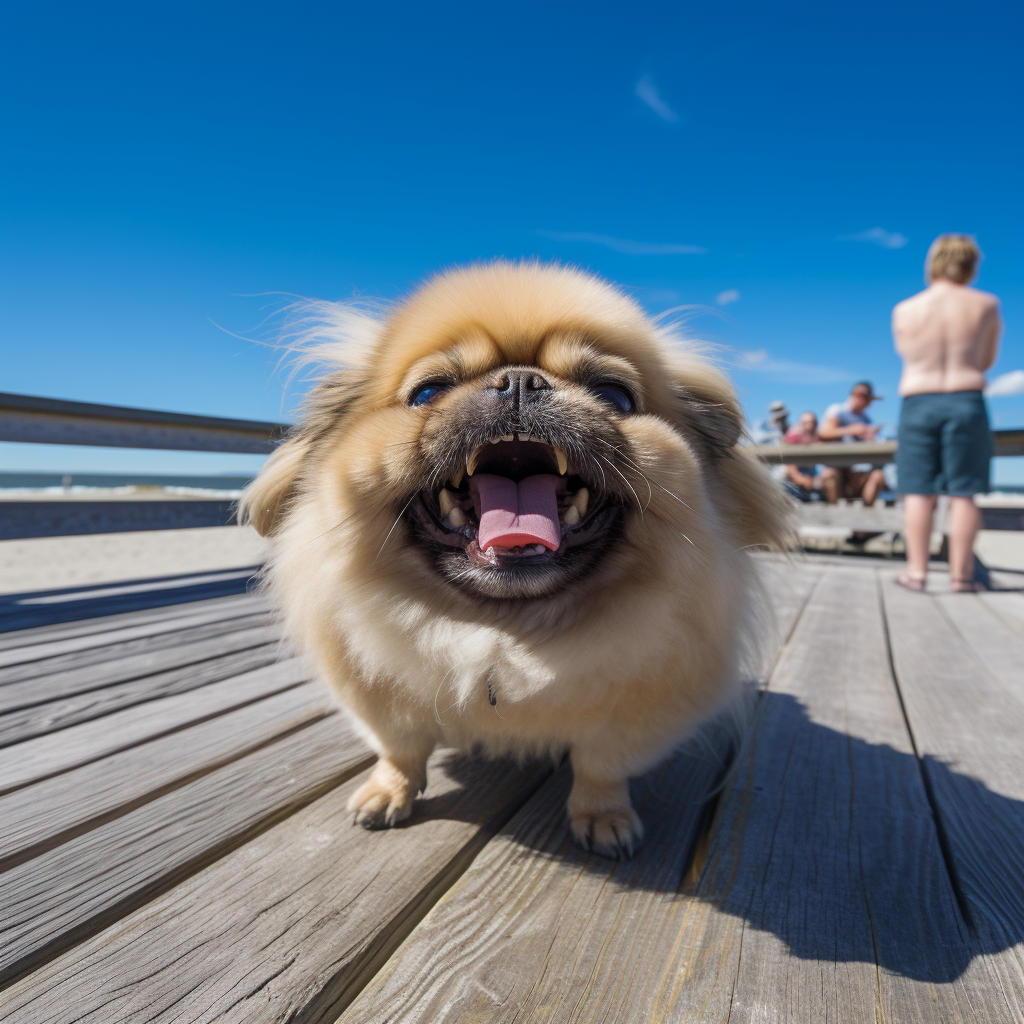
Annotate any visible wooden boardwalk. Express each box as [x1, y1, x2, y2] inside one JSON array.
[[0, 555, 1022, 1022]]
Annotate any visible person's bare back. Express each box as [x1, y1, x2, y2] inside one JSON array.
[[893, 279, 1001, 396]]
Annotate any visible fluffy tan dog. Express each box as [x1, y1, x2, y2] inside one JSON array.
[[241, 261, 790, 857]]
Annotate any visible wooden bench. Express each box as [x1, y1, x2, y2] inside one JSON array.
[[1, 554, 1022, 1021]]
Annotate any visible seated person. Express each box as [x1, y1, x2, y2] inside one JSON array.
[[819, 382, 886, 506], [783, 411, 839, 502]]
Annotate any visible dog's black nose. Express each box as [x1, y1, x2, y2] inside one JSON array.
[[489, 367, 552, 410]]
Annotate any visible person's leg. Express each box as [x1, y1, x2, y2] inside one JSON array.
[[941, 393, 991, 589], [861, 469, 886, 507], [819, 467, 840, 504], [948, 496, 981, 585], [844, 470, 866, 501], [903, 494, 937, 581]]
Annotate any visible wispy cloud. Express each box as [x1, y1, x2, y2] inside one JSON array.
[[986, 369, 1024, 397], [539, 230, 706, 255], [635, 75, 679, 123], [838, 227, 909, 249], [716, 289, 740, 306], [735, 349, 853, 385]]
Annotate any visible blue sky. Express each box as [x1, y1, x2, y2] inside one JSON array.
[[2, 1, 1022, 482]]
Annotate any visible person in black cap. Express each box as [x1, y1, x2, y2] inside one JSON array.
[[819, 382, 886, 505]]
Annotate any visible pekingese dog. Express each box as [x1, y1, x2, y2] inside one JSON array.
[[241, 261, 790, 857]]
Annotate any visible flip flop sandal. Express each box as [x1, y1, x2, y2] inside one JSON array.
[[950, 578, 981, 593], [896, 573, 927, 592]]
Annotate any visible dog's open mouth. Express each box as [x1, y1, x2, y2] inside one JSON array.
[[410, 436, 620, 596]]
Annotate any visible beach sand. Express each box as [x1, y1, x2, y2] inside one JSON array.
[[0, 525, 267, 595]]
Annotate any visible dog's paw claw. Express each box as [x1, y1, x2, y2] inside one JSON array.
[[347, 774, 416, 830], [569, 806, 643, 859]]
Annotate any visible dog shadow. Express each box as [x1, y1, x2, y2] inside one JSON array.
[[413, 691, 1024, 985]]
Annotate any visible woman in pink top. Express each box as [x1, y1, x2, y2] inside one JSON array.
[[892, 235, 1002, 592]]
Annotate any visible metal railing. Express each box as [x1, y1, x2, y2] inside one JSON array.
[[3, 392, 1021, 463], [0, 393, 288, 454]]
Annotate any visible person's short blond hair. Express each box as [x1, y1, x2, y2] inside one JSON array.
[[926, 234, 981, 284]]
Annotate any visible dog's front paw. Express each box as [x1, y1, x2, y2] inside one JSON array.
[[569, 805, 644, 859], [347, 758, 424, 830], [566, 776, 643, 859]]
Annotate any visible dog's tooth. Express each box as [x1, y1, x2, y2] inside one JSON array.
[[490, 437, 501, 444], [447, 507, 468, 528], [501, 433, 514, 442], [554, 446, 568, 477], [561, 506, 580, 527], [467, 449, 480, 476], [450, 467, 464, 488], [571, 487, 589, 516], [439, 489, 458, 516]]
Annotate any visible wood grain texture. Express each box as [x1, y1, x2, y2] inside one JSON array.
[[0, 752, 550, 1022], [342, 743, 731, 1024], [0, 711, 372, 985], [0, 623, 282, 712], [0, 640, 286, 747], [0, 680, 335, 868], [0, 657, 309, 794], [343, 566, 1001, 1023], [980, 590, 1024, 637], [935, 593, 1024, 696], [883, 578, 1024, 1014], [0, 609, 274, 681], [0, 591, 263, 652]]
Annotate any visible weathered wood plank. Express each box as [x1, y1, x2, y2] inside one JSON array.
[[0, 657, 309, 794], [0, 623, 281, 712], [0, 639, 285, 747], [0, 609, 275, 680], [934, 593, 1024, 696], [342, 745, 730, 1024], [883, 579, 1024, 1013], [0, 751, 549, 1022], [0, 680, 335, 869], [751, 556, 822, 685], [0, 712, 372, 986], [979, 590, 1024, 637], [342, 566, 998, 1023], [0, 591, 263, 652]]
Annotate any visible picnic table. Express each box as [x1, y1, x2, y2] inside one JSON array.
[[1, 553, 1022, 1022]]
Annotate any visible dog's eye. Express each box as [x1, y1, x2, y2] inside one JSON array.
[[594, 383, 634, 413], [409, 382, 451, 406]]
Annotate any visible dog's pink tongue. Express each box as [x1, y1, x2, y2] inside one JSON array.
[[471, 473, 562, 551]]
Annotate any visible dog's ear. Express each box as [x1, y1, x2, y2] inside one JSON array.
[[670, 362, 744, 458], [240, 369, 367, 536], [238, 433, 310, 537], [670, 360, 794, 550], [674, 385, 743, 457]]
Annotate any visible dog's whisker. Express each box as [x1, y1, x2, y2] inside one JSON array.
[[597, 438, 701, 519], [597, 453, 645, 518], [374, 495, 417, 562], [434, 664, 457, 726], [595, 438, 653, 510]]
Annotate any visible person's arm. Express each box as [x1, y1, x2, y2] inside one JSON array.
[[981, 300, 1003, 372], [892, 304, 906, 358], [785, 464, 815, 489], [818, 413, 870, 440]]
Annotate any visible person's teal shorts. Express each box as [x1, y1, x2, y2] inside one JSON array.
[[896, 390, 992, 497]]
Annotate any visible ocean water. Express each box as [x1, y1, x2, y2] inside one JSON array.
[[0, 472, 254, 492]]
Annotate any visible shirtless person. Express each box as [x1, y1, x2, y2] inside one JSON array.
[[892, 234, 1002, 592]]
